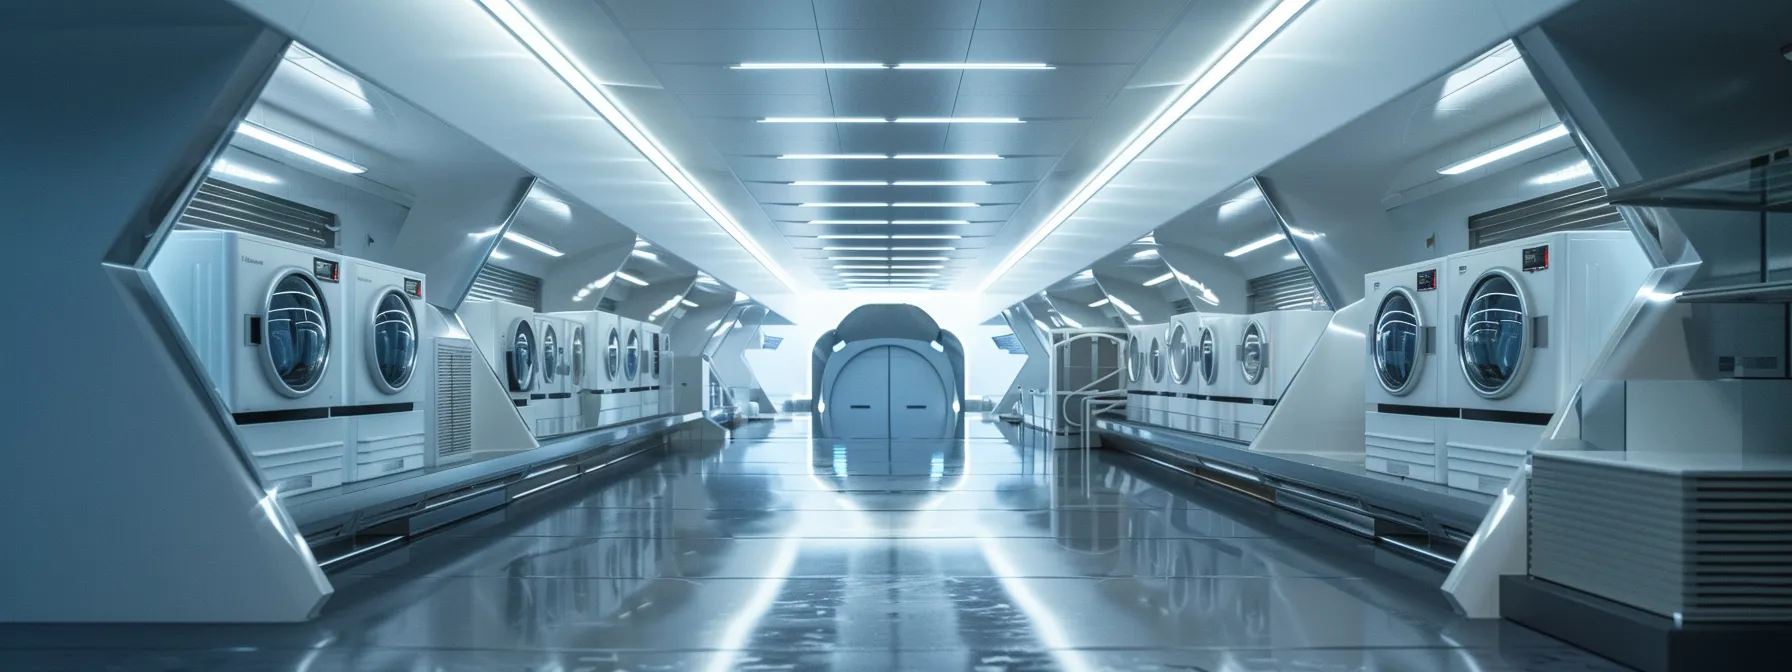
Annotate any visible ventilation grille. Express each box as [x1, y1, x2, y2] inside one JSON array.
[[1169, 298, 1196, 315], [991, 334, 1026, 354], [467, 264, 543, 310], [1469, 182, 1624, 249], [1247, 267, 1329, 312], [432, 339, 475, 460], [1530, 453, 1792, 622], [177, 177, 338, 249], [761, 335, 784, 350]]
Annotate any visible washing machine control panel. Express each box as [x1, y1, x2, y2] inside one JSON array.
[[313, 258, 340, 282], [404, 278, 423, 298], [1416, 269, 1436, 291], [1522, 245, 1550, 272]]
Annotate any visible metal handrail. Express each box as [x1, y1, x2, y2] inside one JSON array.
[[1081, 393, 1130, 458]]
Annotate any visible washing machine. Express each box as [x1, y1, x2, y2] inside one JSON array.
[[1124, 329, 1146, 423], [1138, 322, 1170, 427], [1441, 229, 1650, 494], [1193, 314, 1243, 440], [1232, 309, 1333, 443], [148, 228, 347, 496], [549, 310, 598, 432], [1362, 258, 1450, 483], [642, 322, 664, 417], [596, 311, 628, 426], [459, 298, 539, 432], [620, 317, 645, 422], [339, 257, 428, 483], [531, 314, 571, 437], [1164, 315, 1200, 432]]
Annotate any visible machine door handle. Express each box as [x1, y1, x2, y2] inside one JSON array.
[[849, 404, 872, 409], [906, 405, 927, 409]]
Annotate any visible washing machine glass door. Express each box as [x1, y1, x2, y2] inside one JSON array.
[[264, 271, 332, 396], [1239, 321, 1266, 385], [625, 330, 641, 382], [650, 333, 661, 381], [1459, 270, 1529, 398], [508, 320, 536, 392], [1373, 288, 1423, 395], [1168, 323, 1192, 384], [1149, 337, 1164, 383], [540, 324, 559, 386], [1125, 335, 1141, 383], [368, 289, 418, 393], [570, 327, 586, 388], [605, 328, 621, 382], [1198, 327, 1216, 385]]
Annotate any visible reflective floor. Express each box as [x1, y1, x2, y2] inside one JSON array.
[[0, 418, 1626, 671]]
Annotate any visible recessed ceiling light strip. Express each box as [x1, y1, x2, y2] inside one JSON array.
[[475, 0, 797, 292], [894, 117, 1024, 124], [1437, 123, 1569, 175], [760, 117, 886, 123], [977, 0, 1317, 291], [807, 219, 889, 224], [792, 181, 889, 186], [894, 154, 1002, 160], [1225, 233, 1287, 258], [235, 122, 367, 174], [895, 63, 1053, 70], [779, 154, 888, 160], [503, 231, 564, 257], [893, 181, 989, 186], [733, 62, 884, 69]]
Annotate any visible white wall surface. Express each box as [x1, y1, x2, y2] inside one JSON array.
[[1385, 148, 1592, 264], [210, 145, 410, 263]]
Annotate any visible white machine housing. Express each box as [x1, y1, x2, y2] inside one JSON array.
[[1363, 258, 1451, 483], [1138, 322, 1170, 427], [1440, 229, 1651, 494], [1162, 315, 1200, 432], [340, 257, 428, 482], [531, 314, 571, 437], [459, 299, 539, 434], [1232, 309, 1333, 443], [1124, 327, 1145, 423], [1193, 314, 1242, 440], [618, 317, 645, 423], [642, 322, 664, 417], [149, 228, 348, 496], [549, 310, 600, 432]]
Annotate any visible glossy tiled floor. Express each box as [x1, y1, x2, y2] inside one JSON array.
[[0, 418, 1626, 671]]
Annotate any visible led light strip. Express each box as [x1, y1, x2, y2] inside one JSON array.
[[1438, 123, 1569, 175], [475, 0, 796, 292], [235, 122, 367, 174], [977, 0, 1316, 292]]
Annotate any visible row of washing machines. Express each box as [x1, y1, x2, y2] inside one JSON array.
[[460, 299, 666, 439], [1123, 310, 1334, 444], [1362, 229, 1650, 494]]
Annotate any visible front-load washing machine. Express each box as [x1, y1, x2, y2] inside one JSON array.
[[549, 310, 604, 431], [1164, 315, 1200, 432], [1195, 314, 1246, 440], [340, 257, 428, 483], [642, 322, 664, 417], [1232, 309, 1333, 443], [1139, 322, 1170, 427], [459, 299, 539, 432], [1124, 328, 1145, 423], [531, 314, 571, 437], [1363, 258, 1450, 483], [620, 318, 645, 422], [149, 228, 347, 496], [598, 311, 628, 426], [1441, 229, 1650, 494]]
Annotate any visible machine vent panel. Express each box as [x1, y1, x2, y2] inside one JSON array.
[[432, 339, 475, 461], [1248, 267, 1329, 313], [1469, 181, 1625, 249], [467, 264, 543, 311], [176, 178, 339, 250], [991, 334, 1026, 355], [761, 335, 784, 351], [1169, 298, 1196, 315]]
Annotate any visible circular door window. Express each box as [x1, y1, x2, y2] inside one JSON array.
[[1198, 327, 1217, 385], [508, 319, 536, 393], [540, 323, 559, 385], [367, 289, 417, 393], [264, 271, 331, 397], [605, 328, 621, 382], [1149, 337, 1164, 383], [625, 330, 641, 381], [1126, 335, 1141, 383], [1168, 323, 1192, 384], [1372, 288, 1423, 396], [1459, 270, 1529, 398], [650, 333, 662, 380], [570, 327, 586, 388], [1239, 321, 1266, 385]]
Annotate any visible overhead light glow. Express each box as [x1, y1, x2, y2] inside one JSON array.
[[760, 117, 886, 123], [475, 0, 797, 292], [489, 250, 511, 260], [818, 235, 888, 239], [1108, 295, 1140, 316], [891, 219, 970, 225], [892, 202, 978, 207], [1142, 272, 1175, 286], [978, 0, 1317, 291], [633, 239, 651, 247], [681, 299, 699, 308], [807, 220, 889, 224], [894, 117, 1024, 124], [1532, 160, 1594, 185], [631, 249, 659, 260], [892, 181, 989, 187], [894, 154, 1002, 160], [779, 154, 888, 160], [503, 231, 564, 257], [1088, 298, 1111, 308], [891, 256, 949, 261], [1075, 269, 1095, 280], [892, 246, 954, 251], [234, 122, 367, 174], [823, 246, 889, 251], [733, 62, 885, 69], [800, 202, 888, 207], [891, 234, 962, 240], [1283, 252, 1300, 260], [614, 271, 649, 286], [792, 181, 888, 186], [1225, 233, 1287, 257], [1438, 123, 1570, 175], [1130, 249, 1159, 259], [895, 63, 1054, 70], [834, 265, 891, 269], [209, 158, 280, 184]]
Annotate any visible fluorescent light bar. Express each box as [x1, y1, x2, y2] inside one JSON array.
[[475, 0, 796, 292], [1532, 160, 1594, 185], [1439, 124, 1569, 175], [839, 272, 896, 277], [1075, 269, 1095, 280], [894, 154, 1002, 160], [978, 0, 1316, 291], [818, 235, 888, 239], [892, 246, 954, 251], [891, 256, 950, 261], [894, 117, 1023, 124], [895, 63, 1053, 70], [614, 271, 649, 286], [209, 158, 279, 184], [489, 250, 511, 260], [632, 238, 650, 247], [807, 219, 889, 224], [234, 122, 367, 174], [834, 265, 891, 269], [503, 231, 564, 257], [792, 181, 888, 186], [888, 265, 944, 269], [1131, 249, 1159, 259], [1283, 252, 1300, 260], [887, 272, 940, 277], [733, 62, 885, 69], [891, 234, 962, 239], [630, 249, 659, 260], [892, 181, 989, 186], [891, 219, 970, 225], [1225, 233, 1287, 257], [760, 117, 886, 123], [1143, 272, 1175, 287], [823, 246, 889, 251], [681, 299, 699, 308], [779, 154, 888, 160], [1109, 295, 1140, 316], [892, 202, 978, 207], [1088, 298, 1111, 308], [800, 202, 888, 207]]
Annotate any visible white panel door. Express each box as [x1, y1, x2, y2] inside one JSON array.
[[828, 347, 891, 439], [889, 347, 949, 440]]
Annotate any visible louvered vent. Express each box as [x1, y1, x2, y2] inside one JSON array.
[[1169, 298, 1195, 315], [1247, 267, 1329, 313], [1469, 182, 1624, 249], [431, 338, 475, 463], [991, 334, 1026, 354], [176, 177, 338, 249], [761, 335, 784, 350], [1530, 453, 1792, 622], [597, 297, 618, 312], [467, 264, 543, 310]]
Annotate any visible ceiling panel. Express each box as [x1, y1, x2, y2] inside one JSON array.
[[654, 65, 832, 95], [675, 93, 837, 117], [812, 0, 982, 30], [964, 29, 1164, 63], [817, 30, 972, 62], [623, 29, 822, 63], [972, 0, 1192, 30], [822, 70, 967, 114], [604, 0, 816, 30]]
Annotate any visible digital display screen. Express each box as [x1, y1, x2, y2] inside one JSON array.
[[1522, 245, 1550, 272], [313, 258, 339, 282], [1416, 269, 1437, 291], [404, 278, 423, 298]]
